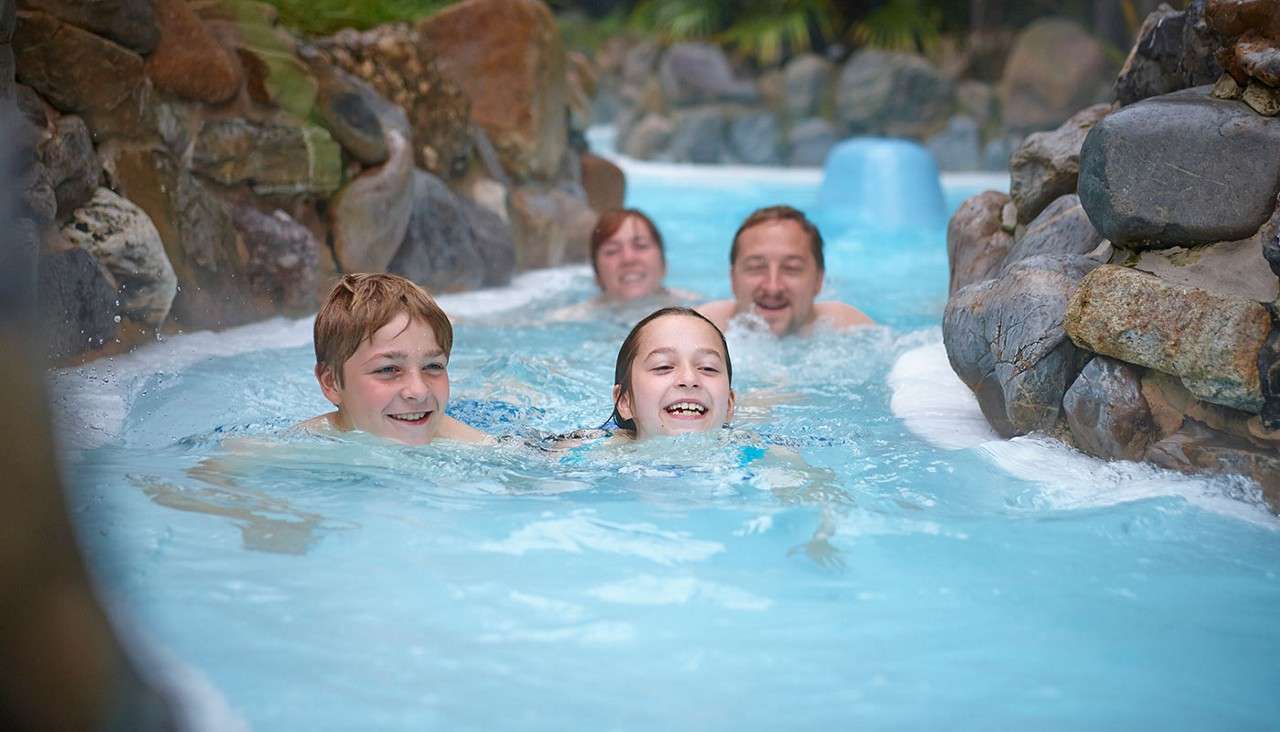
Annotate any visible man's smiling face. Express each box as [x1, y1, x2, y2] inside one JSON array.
[[729, 219, 824, 335]]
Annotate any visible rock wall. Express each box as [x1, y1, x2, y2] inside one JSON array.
[[591, 18, 1116, 171], [7, 0, 622, 362], [945, 0, 1280, 509]]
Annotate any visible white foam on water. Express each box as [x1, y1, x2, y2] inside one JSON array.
[[887, 341, 1000, 450], [588, 574, 772, 611], [52, 266, 586, 451], [888, 342, 1278, 527], [478, 510, 724, 565]]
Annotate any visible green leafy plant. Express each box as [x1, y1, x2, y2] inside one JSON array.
[[625, 0, 837, 65], [850, 0, 942, 54], [259, 0, 453, 35]]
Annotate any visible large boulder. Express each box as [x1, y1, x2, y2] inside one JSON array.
[[145, 0, 241, 104], [314, 25, 472, 178], [509, 184, 596, 270], [835, 49, 953, 139], [1115, 5, 1187, 106], [329, 128, 415, 273], [658, 42, 758, 108], [100, 144, 256, 328], [1146, 418, 1280, 509], [17, 0, 157, 54], [1124, 194, 1280, 303], [1009, 103, 1109, 225], [301, 45, 408, 166], [782, 54, 831, 120], [580, 152, 624, 213], [1063, 356, 1155, 461], [37, 247, 118, 360], [13, 10, 154, 141], [417, 0, 567, 182], [943, 254, 1102, 437], [389, 170, 516, 292], [946, 190, 1013, 295], [1004, 194, 1105, 267], [728, 110, 782, 165], [999, 19, 1111, 133], [925, 115, 980, 171], [1066, 265, 1271, 412], [229, 205, 320, 313], [195, 1, 316, 119], [38, 114, 98, 221], [191, 118, 342, 196], [61, 187, 176, 327], [787, 117, 837, 167], [1181, 0, 1226, 87], [619, 113, 673, 160], [667, 105, 727, 164], [1078, 87, 1280, 247]]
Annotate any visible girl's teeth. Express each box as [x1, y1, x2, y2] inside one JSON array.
[[666, 402, 706, 414]]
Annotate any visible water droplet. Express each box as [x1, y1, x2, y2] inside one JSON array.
[[113, 315, 122, 323]]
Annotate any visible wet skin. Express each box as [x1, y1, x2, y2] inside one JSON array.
[[614, 314, 736, 439]]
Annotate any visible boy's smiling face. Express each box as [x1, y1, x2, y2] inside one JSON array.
[[317, 312, 450, 445]]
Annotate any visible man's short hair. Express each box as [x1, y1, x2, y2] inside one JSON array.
[[729, 205, 824, 271], [314, 273, 452, 386]]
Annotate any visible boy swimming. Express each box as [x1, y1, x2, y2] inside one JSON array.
[[300, 273, 489, 445]]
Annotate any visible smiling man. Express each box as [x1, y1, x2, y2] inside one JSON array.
[[697, 205, 873, 336]]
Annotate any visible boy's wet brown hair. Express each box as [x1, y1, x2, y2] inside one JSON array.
[[589, 209, 665, 276], [314, 273, 452, 386], [609, 307, 733, 433], [729, 204, 825, 271]]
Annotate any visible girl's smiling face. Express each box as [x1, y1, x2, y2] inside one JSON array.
[[614, 314, 735, 439], [317, 312, 450, 445]]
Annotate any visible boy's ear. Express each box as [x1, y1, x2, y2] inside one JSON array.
[[725, 388, 736, 424], [612, 384, 633, 421], [316, 363, 342, 406]]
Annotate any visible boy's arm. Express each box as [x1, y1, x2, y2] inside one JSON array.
[[439, 415, 496, 444]]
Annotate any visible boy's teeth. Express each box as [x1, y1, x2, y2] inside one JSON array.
[[390, 412, 428, 421]]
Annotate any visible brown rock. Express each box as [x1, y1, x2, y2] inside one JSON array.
[[580, 152, 624, 214], [17, 0, 158, 54], [13, 10, 154, 141], [1147, 418, 1280, 510], [509, 184, 595, 270], [145, 0, 241, 104], [230, 205, 320, 313], [418, 0, 567, 182], [1242, 79, 1280, 116], [1205, 0, 1280, 39], [191, 118, 342, 196], [1063, 356, 1154, 461], [1009, 104, 1110, 225], [38, 114, 99, 220], [946, 190, 1013, 294], [314, 24, 473, 178], [1211, 72, 1244, 99], [329, 128, 414, 273], [999, 19, 1112, 133], [1066, 265, 1272, 412]]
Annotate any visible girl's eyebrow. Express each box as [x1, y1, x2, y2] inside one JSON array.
[[644, 347, 723, 361]]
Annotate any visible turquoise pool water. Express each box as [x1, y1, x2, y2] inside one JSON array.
[[58, 158, 1280, 730]]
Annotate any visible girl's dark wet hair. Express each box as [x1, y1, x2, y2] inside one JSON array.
[[609, 307, 733, 433]]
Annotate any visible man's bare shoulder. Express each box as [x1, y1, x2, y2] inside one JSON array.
[[815, 301, 875, 328], [695, 299, 737, 330], [440, 415, 496, 444]]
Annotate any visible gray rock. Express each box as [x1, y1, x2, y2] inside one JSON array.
[[981, 133, 1020, 172], [22, 158, 55, 225], [619, 113, 673, 160], [0, 44, 13, 103], [787, 117, 837, 167], [509, 183, 596, 270], [1265, 227, 1280, 278], [1005, 194, 1104, 266], [302, 45, 409, 166], [835, 49, 953, 139], [999, 18, 1112, 133], [1261, 323, 1280, 430], [1243, 80, 1280, 117], [1066, 265, 1271, 412], [947, 190, 1013, 294], [2, 0, 14, 43], [329, 127, 414, 273], [192, 118, 342, 196], [1180, 0, 1224, 88], [61, 187, 176, 327], [943, 254, 1101, 437], [19, 0, 158, 54], [727, 110, 781, 166], [926, 115, 980, 171], [782, 54, 831, 119], [39, 114, 98, 220], [622, 40, 660, 88], [667, 106, 727, 163], [1009, 104, 1109, 225], [1078, 86, 1280, 247], [658, 42, 758, 108], [955, 80, 996, 129], [37, 247, 118, 360], [1115, 5, 1187, 106], [1063, 356, 1155, 461], [230, 205, 320, 313], [390, 171, 516, 293]]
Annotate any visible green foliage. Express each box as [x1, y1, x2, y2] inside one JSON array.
[[259, 0, 453, 35], [625, 0, 837, 65], [850, 0, 942, 54]]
